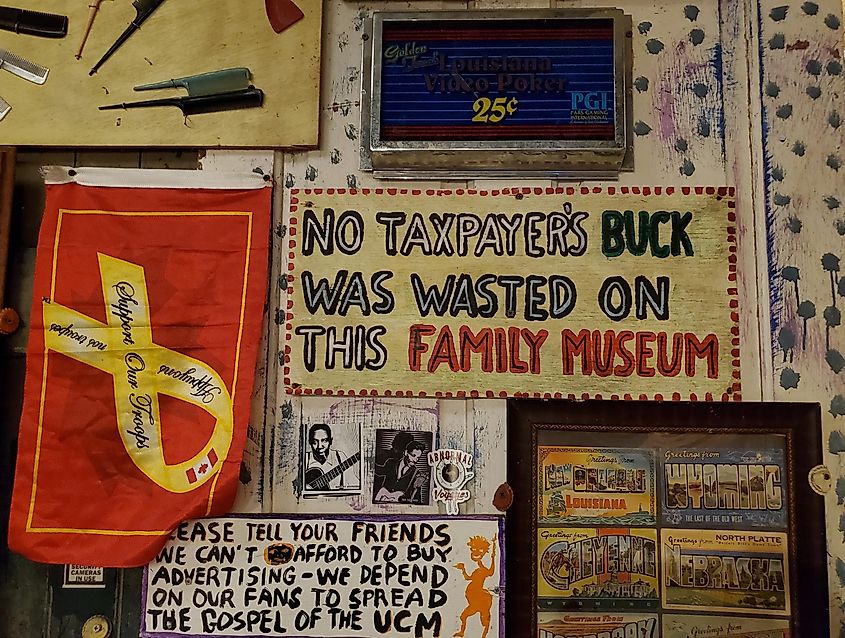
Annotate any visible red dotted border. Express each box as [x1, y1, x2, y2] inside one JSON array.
[[284, 187, 741, 402]]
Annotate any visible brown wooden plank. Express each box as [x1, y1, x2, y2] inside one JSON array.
[[0, 147, 15, 305], [140, 150, 199, 170], [13, 152, 74, 250], [73, 151, 141, 168]]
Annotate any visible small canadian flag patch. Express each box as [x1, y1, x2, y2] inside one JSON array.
[[186, 449, 219, 484]]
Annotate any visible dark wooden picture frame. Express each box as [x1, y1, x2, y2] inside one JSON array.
[[506, 400, 828, 637]]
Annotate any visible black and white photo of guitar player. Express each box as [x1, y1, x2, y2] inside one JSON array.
[[301, 422, 361, 496], [372, 429, 433, 505]]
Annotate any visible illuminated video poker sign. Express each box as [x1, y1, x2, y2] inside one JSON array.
[[362, 10, 631, 177]]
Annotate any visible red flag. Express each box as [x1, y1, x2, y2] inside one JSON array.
[[8, 172, 270, 566]]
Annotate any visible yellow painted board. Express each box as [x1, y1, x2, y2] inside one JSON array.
[[285, 187, 739, 400], [0, 0, 321, 147]]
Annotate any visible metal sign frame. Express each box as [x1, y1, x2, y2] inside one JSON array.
[[361, 9, 634, 179]]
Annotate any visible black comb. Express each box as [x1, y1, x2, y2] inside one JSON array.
[[0, 6, 67, 38]]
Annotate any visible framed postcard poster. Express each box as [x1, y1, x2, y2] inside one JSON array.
[[507, 401, 827, 638]]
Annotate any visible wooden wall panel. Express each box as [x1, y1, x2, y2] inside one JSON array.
[[271, 0, 762, 518], [1, 0, 843, 629], [751, 0, 845, 628]]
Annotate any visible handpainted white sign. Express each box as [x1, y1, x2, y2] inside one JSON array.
[[142, 516, 503, 638]]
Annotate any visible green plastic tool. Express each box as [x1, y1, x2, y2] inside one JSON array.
[[133, 68, 252, 97]]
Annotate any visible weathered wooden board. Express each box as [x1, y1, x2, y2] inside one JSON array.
[[279, 0, 762, 391], [270, 0, 758, 520], [285, 187, 738, 400], [751, 0, 845, 627], [0, 0, 321, 147]]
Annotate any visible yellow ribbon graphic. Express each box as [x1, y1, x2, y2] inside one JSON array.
[[43, 253, 234, 493]]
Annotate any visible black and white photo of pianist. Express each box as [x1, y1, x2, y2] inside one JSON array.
[[301, 422, 361, 496], [372, 430, 433, 505]]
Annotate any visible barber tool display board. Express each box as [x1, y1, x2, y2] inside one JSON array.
[[285, 187, 739, 400], [141, 515, 504, 638], [0, 0, 320, 146]]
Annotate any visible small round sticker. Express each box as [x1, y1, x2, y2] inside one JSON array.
[[82, 615, 111, 638], [808, 464, 832, 495], [264, 542, 295, 565], [428, 448, 475, 515]]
